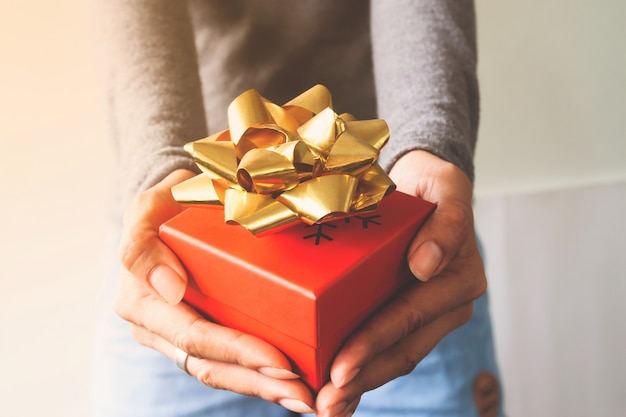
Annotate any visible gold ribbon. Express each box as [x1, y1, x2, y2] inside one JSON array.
[[172, 84, 396, 235]]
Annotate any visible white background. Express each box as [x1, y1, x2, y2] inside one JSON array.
[[1, 1, 625, 416]]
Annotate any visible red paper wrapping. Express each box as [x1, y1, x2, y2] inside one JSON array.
[[159, 190, 435, 390]]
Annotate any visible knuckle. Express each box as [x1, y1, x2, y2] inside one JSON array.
[[173, 318, 204, 356], [466, 267, 487, 301], [119, 234, 147, 273], [133, 187, 162, 216], [399, 353, 422, 376], [196, 366, 221, 389], [128, 324, 160, 351], [396, 293, 431, 336], [229, 333, 256, 365], [132, 182, 156, 205], [359, 321, 387, 354], [129, 325, 149, 346], [195, 364, 236, 393], [473, 274, 488, 299], [247, 378, 263, 400], [113, 297, 129, 321]]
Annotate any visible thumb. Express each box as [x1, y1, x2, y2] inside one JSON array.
[[407, 199, 473, 281]]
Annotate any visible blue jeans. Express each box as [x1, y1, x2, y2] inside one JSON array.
[[92, 235, 503, 417]]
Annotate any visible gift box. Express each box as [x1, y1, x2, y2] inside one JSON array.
[[159, 190, 435, 390], [159, 85, 436, 389]]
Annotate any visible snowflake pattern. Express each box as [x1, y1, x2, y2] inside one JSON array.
[[302, 214, 383, 245]]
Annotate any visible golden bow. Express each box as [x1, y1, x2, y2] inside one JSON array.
[[172, 84, 395, 235]]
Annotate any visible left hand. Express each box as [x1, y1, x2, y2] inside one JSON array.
[[116, 170, 315, 414], [314, 150, 487, 417]]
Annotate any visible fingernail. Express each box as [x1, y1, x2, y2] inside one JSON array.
[[323, 401, 347, 417], [409, 241, 443, 281], [259, 367, 300, 380], [149, 265, 185, 304], [332, 367, 360, 388], [278, 398, 315, 414]]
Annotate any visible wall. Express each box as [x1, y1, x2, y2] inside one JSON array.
[[474, 1, 626, 416], [474, 0, 626, 196], [475, 183, 626, 417], [0, 0, 624, 416]]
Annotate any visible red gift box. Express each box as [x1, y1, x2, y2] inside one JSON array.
[[159, 190, 435, 390]]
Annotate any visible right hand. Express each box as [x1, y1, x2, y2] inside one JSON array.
[[116, 169, 315, 414]]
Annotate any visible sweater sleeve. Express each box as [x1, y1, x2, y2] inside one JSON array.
[[371, 0, 479, 183], [94, 0, 207, 212]]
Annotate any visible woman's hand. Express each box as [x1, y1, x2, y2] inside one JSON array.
[[315, 150, 487, 417], [115, 169, 315, 414]]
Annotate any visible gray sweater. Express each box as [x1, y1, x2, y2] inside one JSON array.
[[95, 0, 479, 219]]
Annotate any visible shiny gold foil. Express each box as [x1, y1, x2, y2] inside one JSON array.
[[173, 84, 396, 235], [237, 149, 300, 194]]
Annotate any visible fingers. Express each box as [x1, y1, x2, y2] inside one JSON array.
[[318, 398, 360, 417], [329, 273, 481, 388], [119, 169, 195, 303], [116, 270, 315, 413], [115, 169, 317, 413], [347, 304, 472, 390], [130, 322, 314, 413], [115, 269, 296, 374], [317, 304, 472, 417]]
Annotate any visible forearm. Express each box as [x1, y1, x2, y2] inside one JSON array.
[[94, 0, 207, 207], [371, 0, 479, 183]]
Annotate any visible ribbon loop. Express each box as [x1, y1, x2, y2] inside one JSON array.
[[237, 149, 300, 194]]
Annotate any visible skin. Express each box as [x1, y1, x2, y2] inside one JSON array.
[[116, 149, 487, 416]]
